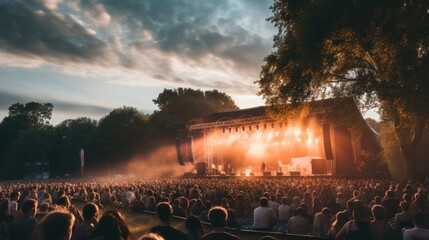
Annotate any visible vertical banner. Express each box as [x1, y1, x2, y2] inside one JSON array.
[[80, 149, 84, 176]]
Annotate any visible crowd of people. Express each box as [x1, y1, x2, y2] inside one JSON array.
[[0, 176, 428, 240]]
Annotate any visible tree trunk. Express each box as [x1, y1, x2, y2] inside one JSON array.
[[402, 147, 417, 179], [392, 113, 426, 179]]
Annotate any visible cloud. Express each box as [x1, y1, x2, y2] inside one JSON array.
[[0, 0, 276, 95], [0, 0, 108, 63], [0, 89, 112, 124]]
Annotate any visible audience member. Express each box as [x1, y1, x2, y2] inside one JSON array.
[[200, 206, 240, 240], [253, 197, 276, 231], [185, 215, 205, 240], [335, 200, 372, 240], [8, 199, 37, 240], [313, 207, 332, 236], [287, 207, 310, 234], [139, 233, 165, 240], [327, 210, 348, 238], [150, 202, 187, 240], [381, 190, 400, 220], [7, 191, 20, 217], [370, 204, 391, 240], [72, 202, 99, 240], [403, 212, 429, 240], [90, 210, 132, 240], [34, 211, 75, 240], [172, 199, 187, 218], [394, 201, 414, 231], [278, 197, 291, 222]]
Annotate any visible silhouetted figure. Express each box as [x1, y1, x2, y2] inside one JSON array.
[[403, 213, 429, 240], [150, 202, 187, 240], [185, 215, 205, 240], [34, 211, 75, 240], [90, 210, 132, 240], [72, 202, 99, 240], [200, 206, 240, 240]]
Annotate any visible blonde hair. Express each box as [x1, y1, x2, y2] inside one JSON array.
[[139, 233, 165, 240]]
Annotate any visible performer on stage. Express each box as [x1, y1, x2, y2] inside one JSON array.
[[261, 162, 266, 173]]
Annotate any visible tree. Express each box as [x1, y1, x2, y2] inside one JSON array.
[[257, 0, 429, 179], [150, 88, 239, 140], [11, 126, 55, 178], [0, 102, 53, 179], [95, 107, 149, 173], [153, 88, 239, 122], [52, 117, 97, 177]]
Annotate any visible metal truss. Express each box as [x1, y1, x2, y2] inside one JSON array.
[[187, 115, 275, 130]]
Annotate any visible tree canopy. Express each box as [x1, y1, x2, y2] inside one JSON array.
[[153, 88, 239, 122], [257, 0, 429, 178]]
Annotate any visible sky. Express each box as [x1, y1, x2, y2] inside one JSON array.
[[0, 0, 278, 125], [0, 0, 379, 125]]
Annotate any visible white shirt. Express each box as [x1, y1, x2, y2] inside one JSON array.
[[403, 226, 429, 240], [268, 200, 279, 216], [278, 204, 291, 221], [7, 200, 18, 215], [287, 215, 309, 234], [253, 206, 275, 229]]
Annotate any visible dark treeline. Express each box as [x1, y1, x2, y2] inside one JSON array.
[[0, 88, 238, 180]]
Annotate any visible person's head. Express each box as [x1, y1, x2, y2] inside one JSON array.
[[56, 196, 71, 209], [294, 207, 304, 216], [37, 202, 55, 216], [374, 196, 382, 204], [208, 206, 228, 228], [41, 211, 75, 240], [156, 202, 172, 222], [139, 233, 165, 240], [352, 200, 370, 221], [371, 205, 386, 221], [82, 202, 99, 222], [260, 197, 268, 207], [386, 190, 395, 199], [259, 236, 277, 240], [91, 210, 131, 240], [400, 201, 410, 212], [22, 198, 38, 217], [185, 215, 204, 238], [10, 191, 20, 201], [281, 197, 288, 205], [333, 211, 348, 228], [321, 207, 331, 216]]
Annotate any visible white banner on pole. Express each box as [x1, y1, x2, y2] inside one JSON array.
[[80, 149, 84, 167]]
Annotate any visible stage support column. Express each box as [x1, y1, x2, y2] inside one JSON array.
[[203, 129, 213, 175]]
